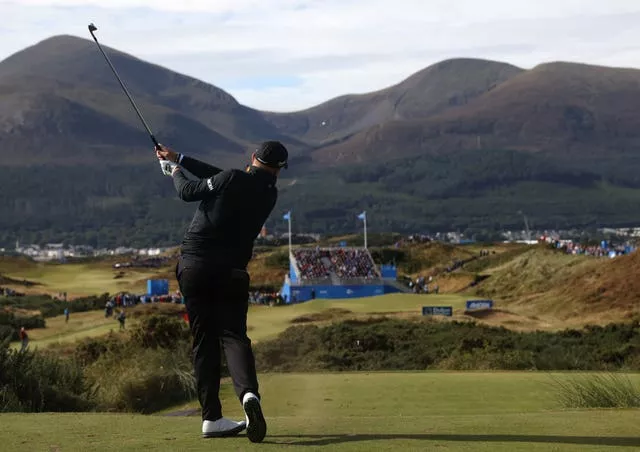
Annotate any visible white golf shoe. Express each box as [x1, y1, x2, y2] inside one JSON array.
[[202, 417, 246, 438], [242, 392, 267, 443]]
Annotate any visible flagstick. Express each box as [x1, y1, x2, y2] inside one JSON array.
[[364, 215, 368, 249], [288, 213, 292, 256]]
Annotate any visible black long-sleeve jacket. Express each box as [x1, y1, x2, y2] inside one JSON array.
[[172, 155, 278, 269]]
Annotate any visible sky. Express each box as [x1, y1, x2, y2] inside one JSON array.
[[2, 1, 640, 112]]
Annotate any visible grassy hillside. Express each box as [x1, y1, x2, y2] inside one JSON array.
[[475, 247, 640, 325], [0, 372, 638, 451]]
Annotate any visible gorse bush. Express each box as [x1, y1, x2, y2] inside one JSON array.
[[1, 314, 196, 414], [254, 318, 640, 372], [83, 314, 195, 413], [73, 333, 127, 367], [550, 373, 640, 408], [0, 294, 109, 318], [0, 338, 94, 413], [0, 310, 46, 340], [130, 314, 191, 349], [86, 343, 195, 414]]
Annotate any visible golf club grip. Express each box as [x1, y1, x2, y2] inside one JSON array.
[[150, 135, 161, 149]]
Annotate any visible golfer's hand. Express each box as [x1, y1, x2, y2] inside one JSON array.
[[156, 144, 179, 163], [159, 159, 178, 176], [172, 165, 181, 176]]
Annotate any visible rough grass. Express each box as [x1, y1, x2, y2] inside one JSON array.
[[474, 247, 640, 324], [1, 372, 639, 451], [551, 373, 640, 409]]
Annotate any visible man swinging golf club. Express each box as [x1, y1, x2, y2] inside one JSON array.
[[157, 141, 288, 442]]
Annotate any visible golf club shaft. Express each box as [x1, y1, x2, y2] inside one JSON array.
[[88, 27, 160, 149]]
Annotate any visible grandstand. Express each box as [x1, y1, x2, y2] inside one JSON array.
[[280, 247, 407, 303]]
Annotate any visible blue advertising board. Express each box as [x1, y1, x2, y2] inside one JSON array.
[[422, 306, 453, 317], [466, 299, 494, 310], [380, 264, 397, 279], [147, 279, 169, 296]]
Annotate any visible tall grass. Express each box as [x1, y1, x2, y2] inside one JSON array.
[[550, 372, 640, 408], [86, 344, 196, 413], [83, 314, 196, 413], [1, 314, 197, 414]]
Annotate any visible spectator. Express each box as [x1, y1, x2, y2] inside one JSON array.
[[117, 310, 126, 330], [19, 327, 29, 351]]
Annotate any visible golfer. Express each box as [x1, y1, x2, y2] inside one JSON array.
[[156, 141, 288, 443]]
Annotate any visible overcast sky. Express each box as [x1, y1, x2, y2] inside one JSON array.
[[2, 0, 640, 111]]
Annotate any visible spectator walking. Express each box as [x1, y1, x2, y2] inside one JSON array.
[[117, 310, 126, 330], [19, 327, 29, 351]]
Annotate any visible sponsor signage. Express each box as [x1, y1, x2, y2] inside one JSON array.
[[466, 299, 494, 310], [422, 306, 453, 317]]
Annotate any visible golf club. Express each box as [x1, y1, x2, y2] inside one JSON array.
[[87, 23, 160, 151]]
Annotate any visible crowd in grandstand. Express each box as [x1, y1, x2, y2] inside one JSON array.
[[293, 248, 380, 281], [552, 240, 635, 257], [293, 249, 331, 279], [330, 249, 379, 279]]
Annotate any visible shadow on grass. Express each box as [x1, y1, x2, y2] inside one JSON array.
[[265, 434, 640, 447]]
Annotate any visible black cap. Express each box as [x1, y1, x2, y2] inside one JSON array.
[[255, 141, 288, 169]]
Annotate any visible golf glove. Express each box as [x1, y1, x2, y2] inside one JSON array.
[[159, 159, 178, 176]]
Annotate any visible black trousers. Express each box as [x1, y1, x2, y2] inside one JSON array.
[[176, 257, 260, 421]]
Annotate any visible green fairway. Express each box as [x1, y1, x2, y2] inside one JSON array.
[[0, 260, 169, 297], [1, 372, 638, 451], [10, 310, 127, 350], [247, 293, 468, 341]]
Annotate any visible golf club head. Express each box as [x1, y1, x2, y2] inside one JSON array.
[[88, 23, 97, 33]]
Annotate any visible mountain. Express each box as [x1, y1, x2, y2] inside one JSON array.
[[0, 35, 300, 167], [310, 62, 640, 170], [3, 35, 640, 248]]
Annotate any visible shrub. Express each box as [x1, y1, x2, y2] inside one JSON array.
[[0, 310, 46, 340], [74, 332, 126, 366], [253, 318, 640, 372], [0, 338, 94, 413], [130, 314, 191, 349], [0, 293, 109, 318]]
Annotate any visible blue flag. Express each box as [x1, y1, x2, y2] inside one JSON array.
[[283, 211, 291, 221], [357, 211, 366, 221]]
